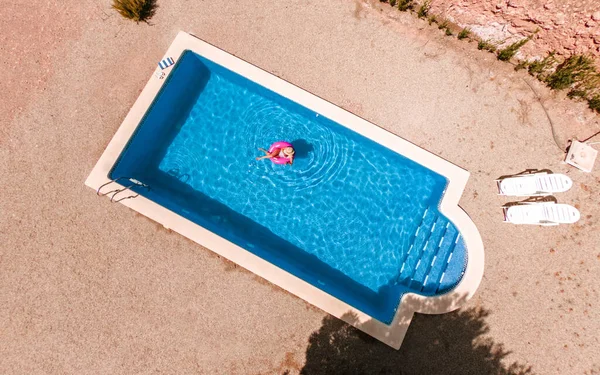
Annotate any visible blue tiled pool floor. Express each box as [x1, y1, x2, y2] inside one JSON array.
[[110, 51, 467, 323]]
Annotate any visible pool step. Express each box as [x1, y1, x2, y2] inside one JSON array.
[[396, 207, 465, 295], [421, 229, 459, 294], [412, 220, 451, 286], [397, 207, 436, 278], [434, 234, 467, 294]]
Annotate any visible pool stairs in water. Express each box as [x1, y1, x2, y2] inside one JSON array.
[[396, 207, 465, 295]]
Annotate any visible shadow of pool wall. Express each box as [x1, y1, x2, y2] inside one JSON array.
[[110, 51, 210, 179]]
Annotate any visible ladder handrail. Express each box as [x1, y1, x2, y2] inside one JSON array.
[[97, 177, 151, 202]]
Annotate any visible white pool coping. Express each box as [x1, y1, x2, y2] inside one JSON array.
[[85, 31, 484, 349]]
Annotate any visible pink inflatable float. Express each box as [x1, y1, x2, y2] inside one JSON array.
[[269, 141, 294, 164]]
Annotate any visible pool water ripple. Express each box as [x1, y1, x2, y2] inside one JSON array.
[[158, 68, 448, 293]]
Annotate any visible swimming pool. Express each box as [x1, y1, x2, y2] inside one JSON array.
[[86, 32, 484, 349]]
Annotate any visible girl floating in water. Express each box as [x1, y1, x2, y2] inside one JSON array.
[[256, 141, 295, 165]]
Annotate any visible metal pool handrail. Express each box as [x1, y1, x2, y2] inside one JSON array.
[[96, 177, 151, 203]]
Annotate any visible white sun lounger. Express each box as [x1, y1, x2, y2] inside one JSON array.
[[503, 202, 580, 226], [497, 173, 573, 196]]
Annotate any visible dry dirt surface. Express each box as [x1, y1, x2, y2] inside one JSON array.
[[428, 0, 600, 60], [1, 0, 600, 374]]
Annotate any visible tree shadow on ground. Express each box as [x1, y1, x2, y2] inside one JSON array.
[[297, 308, 533, 375]]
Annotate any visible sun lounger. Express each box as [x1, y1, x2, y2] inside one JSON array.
[[503, 202, 580, 226], [497, 173, 573, 196]]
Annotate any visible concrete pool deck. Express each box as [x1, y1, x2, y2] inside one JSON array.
[[1, 0, 599, 374]]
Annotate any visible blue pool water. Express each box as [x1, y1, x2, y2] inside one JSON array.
[[110, 50, 467, 324]]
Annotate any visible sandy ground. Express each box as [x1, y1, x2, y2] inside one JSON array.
[[1, 0, 599, 374]]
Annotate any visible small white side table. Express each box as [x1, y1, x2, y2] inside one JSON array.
[[565, 140, 598, 173]]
